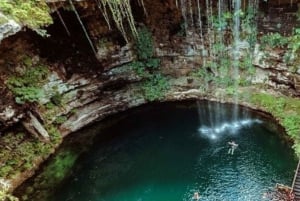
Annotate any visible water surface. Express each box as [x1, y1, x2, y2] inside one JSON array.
[[18, 101, 297, 201]]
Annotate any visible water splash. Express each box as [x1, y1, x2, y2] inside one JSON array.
[[197, 101, 262, 141], [198, 119, 262, 140]]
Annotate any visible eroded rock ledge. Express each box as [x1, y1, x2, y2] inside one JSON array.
[[1, 61, 297, 194], [0, 12, 21, 44], [0, 32, 299, 192]]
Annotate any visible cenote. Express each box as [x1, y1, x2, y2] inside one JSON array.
[[16, 101, 297, 201]]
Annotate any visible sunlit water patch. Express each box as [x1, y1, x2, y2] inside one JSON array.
[[198, 119, 262, 140], [15, 101, 297, 201]]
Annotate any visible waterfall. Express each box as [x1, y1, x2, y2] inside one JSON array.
[[232, 0, 241, 121], [194, 0, 261, 140], [197, 101, 261, 141], [68, 0, 97, 56]]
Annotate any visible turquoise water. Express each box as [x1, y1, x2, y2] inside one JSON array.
[[18, 101, 297, 201]]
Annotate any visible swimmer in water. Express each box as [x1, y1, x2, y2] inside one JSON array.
[[228, 141, 238, 155], [193, 192, 200, 200]]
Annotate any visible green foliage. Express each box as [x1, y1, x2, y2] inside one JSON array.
[[45, 102, 55, 110], [51, 93, 63, 106], [145, 58, 160, 69], [14, 87, 44, 104], [45, 125, 62, 144], [142, 74, 169, 101], [283, 115, 300, 139], [20, 149, 78, 201], [0, 191, 18, 201], [0, 131, 54, 179], [123, 27, 161, 78], [192, 67, 213, 83], [129, 59, 160, 77], [0, 0, 52, 30], [260, 33, 289, 48], [259, 29, 300, 66], [192, 6, 258, 91], [241, 6, 257, 48], [7, 65, 49, 104], [212, 15, 228, 31], [129, 61, 146, 77], [0, 16, 8, 25], [136, 27, 155, 60], [250, 93, 300, 156], [54, 116, 67, 125], [225, 86, 236, 95], [8, 65, 48, 87], [0, 165, 13, 178], [288, 28, 300, 54], [34, 150, 77, 183]]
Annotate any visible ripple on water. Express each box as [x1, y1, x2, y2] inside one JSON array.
[[16, 102, 297, 201]]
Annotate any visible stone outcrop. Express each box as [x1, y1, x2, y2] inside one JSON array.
[[0, 1, 299, 197], [96, 43, 135, 71], [252, 44, 300, 96], [22, 112, 50, 142], [0, 13, 21, 43]]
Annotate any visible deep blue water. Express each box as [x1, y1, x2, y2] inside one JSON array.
[[18, 101, 297, 201]]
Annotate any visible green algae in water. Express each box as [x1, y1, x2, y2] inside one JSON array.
[[19, 150, 78, 201], [16, 102, 297, 201]]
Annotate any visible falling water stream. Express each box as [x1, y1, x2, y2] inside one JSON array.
[[15, 101, 297, 201], [15, 1, 296, 201]]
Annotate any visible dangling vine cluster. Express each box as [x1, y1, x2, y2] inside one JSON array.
[[96, 0, 146, 42]]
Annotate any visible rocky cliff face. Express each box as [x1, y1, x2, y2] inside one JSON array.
[[0, 0, 299, 196], [0, 13, 21, 43]]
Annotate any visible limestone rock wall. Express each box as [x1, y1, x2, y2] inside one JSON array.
[[0, 13, 21, 44], [0, 0, 299, 194]]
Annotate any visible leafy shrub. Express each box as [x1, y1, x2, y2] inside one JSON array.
[[288, 28, 300, 54], [7, 65, 49, 104], [136, 27, 155, 60], [283, 115, 300, 139], [54, 116, 68, 125], [142, 74, 169, 101], [0, 191, 18, 201], [250, 93, 300, 156], [14, 87, 44, 104], [128, 27, 161, 77], [260, 33, 288, 48], [0, 0, 52, 30]]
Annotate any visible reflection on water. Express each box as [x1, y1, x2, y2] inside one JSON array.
[[16, 101, 297, 201], [198, 118, 262, 140]]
